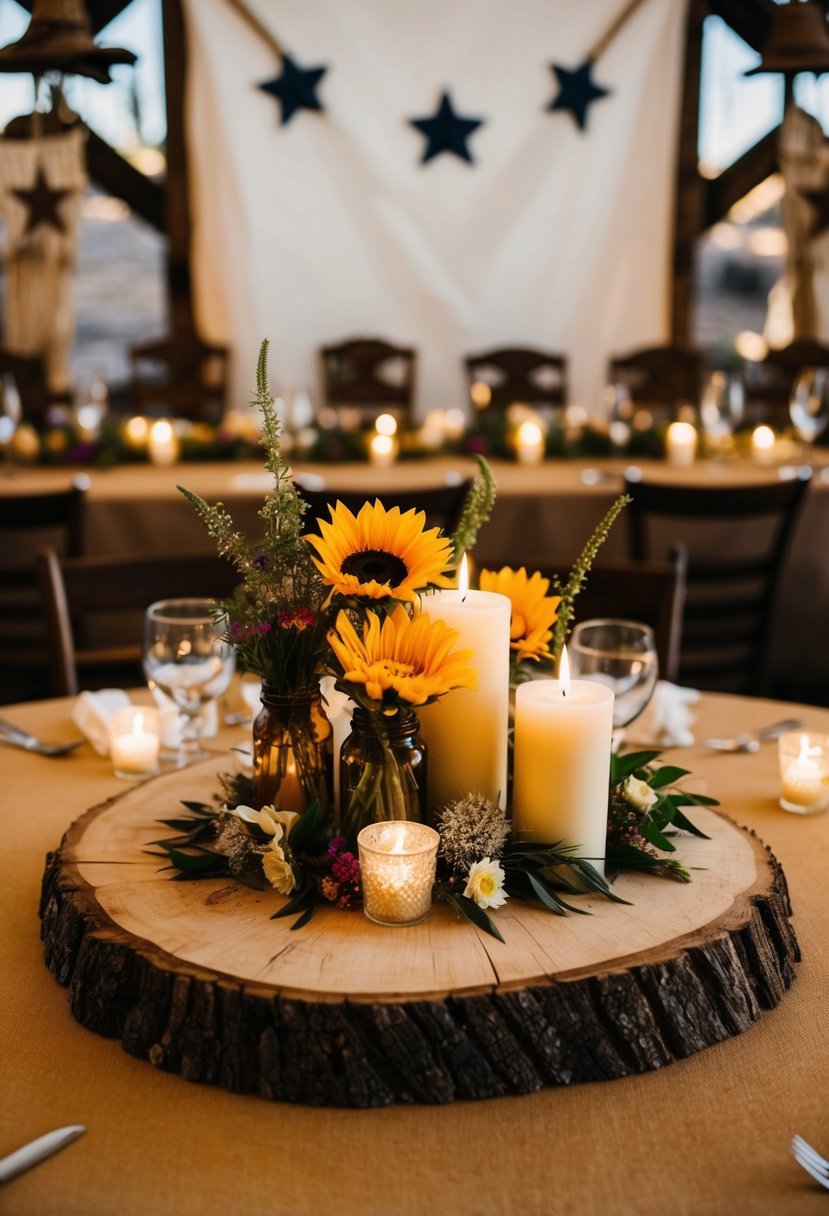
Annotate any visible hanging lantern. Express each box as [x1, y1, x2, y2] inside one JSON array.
[[744, 1, 829, 77], [0, 0, 136, 85]]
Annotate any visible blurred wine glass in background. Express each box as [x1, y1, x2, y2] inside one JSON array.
[[0, 373, 22, 476], [789, 367, 829, 464], [700, 370, 744, 455]]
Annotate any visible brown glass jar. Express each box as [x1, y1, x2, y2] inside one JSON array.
[[339, 707, 427, 845], [252, 684, 332, 815]]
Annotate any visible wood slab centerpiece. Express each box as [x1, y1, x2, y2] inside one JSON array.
[[40, 755, 799, 1108]]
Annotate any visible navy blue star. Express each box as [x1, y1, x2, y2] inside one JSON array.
[[548, 59, 611, 132], [259, 53, 327, 125], [410, 92, 484, 165]]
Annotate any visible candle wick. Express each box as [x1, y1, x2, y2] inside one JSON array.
[[562, 689, 566, 698]]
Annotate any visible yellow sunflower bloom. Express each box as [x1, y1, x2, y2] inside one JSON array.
[[479, 566, 560, 662], [306, 500, 454, 602], [328, 606, 476, 709]]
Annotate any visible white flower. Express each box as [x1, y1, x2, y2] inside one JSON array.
[[463, 857, 508, 910], [231, 803, 298, 839], [621, 775, 658, 812], [262, 841, 297, 894]]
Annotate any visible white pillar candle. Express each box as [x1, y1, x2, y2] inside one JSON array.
[[369, 432, 397, 466], [418, 558, 511, 814], [109, 707, 160, 779], [148, 419, 180, 466], [665, 421, 697, 467], [512, 649, 614, 875], [751, 424, 776, 466], [515, 419, 545, 465]]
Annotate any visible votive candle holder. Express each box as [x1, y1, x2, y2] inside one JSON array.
[[109, 705, 161, 780], [357, 821, 440, 926], [778, 730, 829, 815]]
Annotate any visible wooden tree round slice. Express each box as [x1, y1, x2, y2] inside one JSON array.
[[40, 754, 799, 1108]]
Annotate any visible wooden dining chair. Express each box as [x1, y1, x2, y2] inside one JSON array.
[[464, 347, 568, 410], [128, 332, 229, 424], [623, 468, 812, 695], [742, 339, 829, 426], [296, 478, 473, 540], [320, 337, 416, 423], [607, 344, 704, 415], [36, 547, 241, 697], [0, 477, 89, 702], [521, 550, 687, 683]]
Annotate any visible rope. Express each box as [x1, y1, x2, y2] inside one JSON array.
[[588, 0, 651, 62], [223, 0, 283, 59]]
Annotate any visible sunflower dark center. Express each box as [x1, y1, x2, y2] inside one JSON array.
[[341, 549, 409, 586]]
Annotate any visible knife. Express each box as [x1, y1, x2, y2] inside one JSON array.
[[0, 1126, 85, 1185]]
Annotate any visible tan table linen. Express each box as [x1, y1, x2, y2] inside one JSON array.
[[1, 692, 828, 1216], [3, 456, 828, 693]]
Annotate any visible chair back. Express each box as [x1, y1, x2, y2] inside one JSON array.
[[36, 548, 240, 696], [523, 551, 687, 683], [742, 339, 829, 426], [320, 338, 416, 422], [296, 479, 473, 539], [607, 344, 704, 416], [464, 347, 567, 411], [129, 333, 229, 423], [0, 477, 89, 700], [623, 469, 812, 694]]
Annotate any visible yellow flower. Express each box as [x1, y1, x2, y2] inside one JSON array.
[[328, 605, 476, 708], [479, 566, 560, 662], [306, 500, 454, 602], [262, 841, 297, 894]]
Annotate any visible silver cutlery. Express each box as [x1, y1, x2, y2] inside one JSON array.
[[0, 718, 84, 757], [703, 718, 802, 753], [792, 1134, 829, 1191], [0, 1125, 85, 1185]]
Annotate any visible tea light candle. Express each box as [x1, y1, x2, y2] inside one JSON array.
[[369, 432, 397, 467], [515, 419, 545, 465], [512, 648, 614, 875], [357, 821, 440, 926], [418, 557, 511, 813], [752, 425, 776, 466], [779, 731, 829, 814], [148, 419, 179, 466], [665, 421, 697, 466], [109, 706, 160, 779]]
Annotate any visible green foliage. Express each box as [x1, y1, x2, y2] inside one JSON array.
[[550, 494, 631, 659]]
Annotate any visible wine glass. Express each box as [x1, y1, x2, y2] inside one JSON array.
[[569, 619, 659, 728], [789, 367, 829, 463], [0, 373, 22, 476], [700, 370, 744, 454], [143, 598, 236, 767]]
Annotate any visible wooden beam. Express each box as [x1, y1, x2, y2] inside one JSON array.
[[161, 0, 195, 335], [85, 126, 165, 230], [703, 127, 780, 227], [671, 0, 707, 344], [706, 0, 775, 52], [11, 1, 136, 34]]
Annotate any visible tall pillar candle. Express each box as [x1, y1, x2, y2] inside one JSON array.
[[418, 573, 510, 814], [512, 655, 614, 875]]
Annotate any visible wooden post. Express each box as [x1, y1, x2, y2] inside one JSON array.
[[161, 0, 195, 337], [671, 0, 707, 344]]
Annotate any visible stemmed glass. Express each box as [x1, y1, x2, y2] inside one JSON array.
[[569, 619, 659, 728], [143, 598, 236, 767], [0, 373, 22, 476], [789, 368, 829, 464], [700, 370, 744, 455]]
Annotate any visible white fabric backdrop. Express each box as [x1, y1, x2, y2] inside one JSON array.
[[182, 0, 687, 418]]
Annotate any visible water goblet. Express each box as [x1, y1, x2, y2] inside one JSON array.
[[700, 370, 744, 455], [569, 619, 658, 729], [143, 598, 235, 767], [0, 373, 22, 476], [789, 367, 829, 464]]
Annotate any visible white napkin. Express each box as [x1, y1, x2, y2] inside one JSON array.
[[624, 680, 700, 748], [72, 689, 131, 755]]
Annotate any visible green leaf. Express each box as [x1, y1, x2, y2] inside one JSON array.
[[527, 871, 584, 915], [611, 750, 662, 784], [665, 803, 711, 839], [672, 791, 719, 807], [289, 800, 325, 855], [179, 800, 215, 815], [647, 765, 690, 788], [642, 821, 676, 852], [440, 889, 505, 942]]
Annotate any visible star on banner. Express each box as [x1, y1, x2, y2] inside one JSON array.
[[409, 91, 484, 165], [799, 184, 829, 239], [259, 53, 327, 125], [11, 165, 72, 234], [548, 59, 611, 132]]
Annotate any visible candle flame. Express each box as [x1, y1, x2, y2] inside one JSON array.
[[458, 552, 469, 600], [388, 823, 408, 854], [559, 645, 570, 696]]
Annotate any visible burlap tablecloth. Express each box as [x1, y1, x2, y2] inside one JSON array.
[[1, 691, 828, 1216]]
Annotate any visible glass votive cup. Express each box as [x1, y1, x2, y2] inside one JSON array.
[[778, 730, 829, 815], [357, 822, 440, 927], [109, 705, 161, 780]]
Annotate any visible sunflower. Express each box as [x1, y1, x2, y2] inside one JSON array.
[[328, 606, 476, 709], [478, 566, 560, 662], [306, 500, 454, 602]]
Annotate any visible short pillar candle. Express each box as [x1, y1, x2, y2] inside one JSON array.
[[357, 822, 440, 926], [512, 651, 614, 875], [665, 421, 697, 467], [109, 706, 160, 779]]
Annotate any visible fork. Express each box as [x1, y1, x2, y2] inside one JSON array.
[[0, 718, 84, 758], [792, 1135, 829, 1190], [703, 718, 802, 753]]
